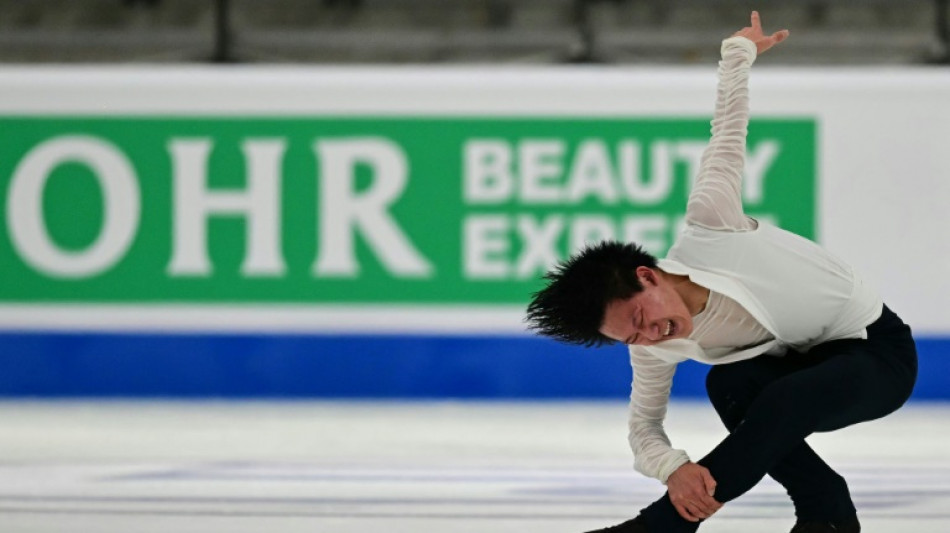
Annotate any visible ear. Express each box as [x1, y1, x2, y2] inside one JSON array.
[[635, 266, 658, 286]]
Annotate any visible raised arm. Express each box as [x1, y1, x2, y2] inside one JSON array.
[[686, 12, 789, 231]]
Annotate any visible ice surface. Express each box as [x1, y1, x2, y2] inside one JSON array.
[[0, 400, 947, 533]]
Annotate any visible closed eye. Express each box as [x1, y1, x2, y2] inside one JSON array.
[[633, 308, 644, 344]]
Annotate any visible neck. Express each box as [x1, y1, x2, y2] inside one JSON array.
[[663, 272, 710, 316]]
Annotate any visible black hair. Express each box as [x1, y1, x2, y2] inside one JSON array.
[[525, 241, 658, 347]]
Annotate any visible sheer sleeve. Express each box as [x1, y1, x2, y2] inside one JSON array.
[[627, 346, 690, 483], [685, 36, 758, 232]]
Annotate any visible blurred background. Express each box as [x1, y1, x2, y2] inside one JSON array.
[[0, 0, 948, 65], [1, 2, 950, 532], [0, 0, 948, 401]]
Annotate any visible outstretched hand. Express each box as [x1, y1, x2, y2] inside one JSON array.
[[733, 11, 789, 55]]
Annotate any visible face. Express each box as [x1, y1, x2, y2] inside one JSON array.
[[599, 267, 694, 346]]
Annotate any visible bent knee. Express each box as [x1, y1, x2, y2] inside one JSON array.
[[705, 362, 751, 401]]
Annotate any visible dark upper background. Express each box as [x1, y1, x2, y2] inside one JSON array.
[[0, 0, 947, 65]]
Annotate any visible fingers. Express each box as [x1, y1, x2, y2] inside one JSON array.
[[673, 502, 702, 522], [693, 501, 718, 518], [672, 491, 721, 521], [750, 10, 791, 43], [666, 463, 722, 523], [772, 29, 791, 43], [701, 467, 717, 497], [673, 499, 719, 522]]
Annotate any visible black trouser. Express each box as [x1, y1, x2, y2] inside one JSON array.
[[640, 305, 918, 532]]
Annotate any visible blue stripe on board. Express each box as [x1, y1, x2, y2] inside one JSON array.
[[0, 333, 947, 399]]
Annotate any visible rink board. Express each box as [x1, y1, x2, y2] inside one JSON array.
[[0, 332, 946, 400], [2, 67, 949, 400]]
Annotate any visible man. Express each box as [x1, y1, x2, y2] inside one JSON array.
[[525, 12, 917, 533]]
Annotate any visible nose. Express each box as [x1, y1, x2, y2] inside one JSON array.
[[639, 321, 663, 342]]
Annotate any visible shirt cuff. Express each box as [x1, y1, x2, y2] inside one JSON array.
[[721, 35, 758, 64], [657, 450, 691, 484]]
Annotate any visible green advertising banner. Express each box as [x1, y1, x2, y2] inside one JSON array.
[[0, 117, 815, 304]]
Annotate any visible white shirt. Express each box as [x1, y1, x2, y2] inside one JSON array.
[[691, 291, 773, 352], [625, 36, 883, 483]]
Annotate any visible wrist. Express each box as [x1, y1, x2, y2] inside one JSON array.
[[722, 36, 758, 62], [662, 457, 692, 484]]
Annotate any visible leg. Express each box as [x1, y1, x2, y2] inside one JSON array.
[[705, 357, 856, 522], [638, 307, 916, 532], [637, 355, 853, 533], [700, 336, 915, 504]]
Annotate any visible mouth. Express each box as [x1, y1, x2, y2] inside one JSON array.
[[664, 320, 675, 337]]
